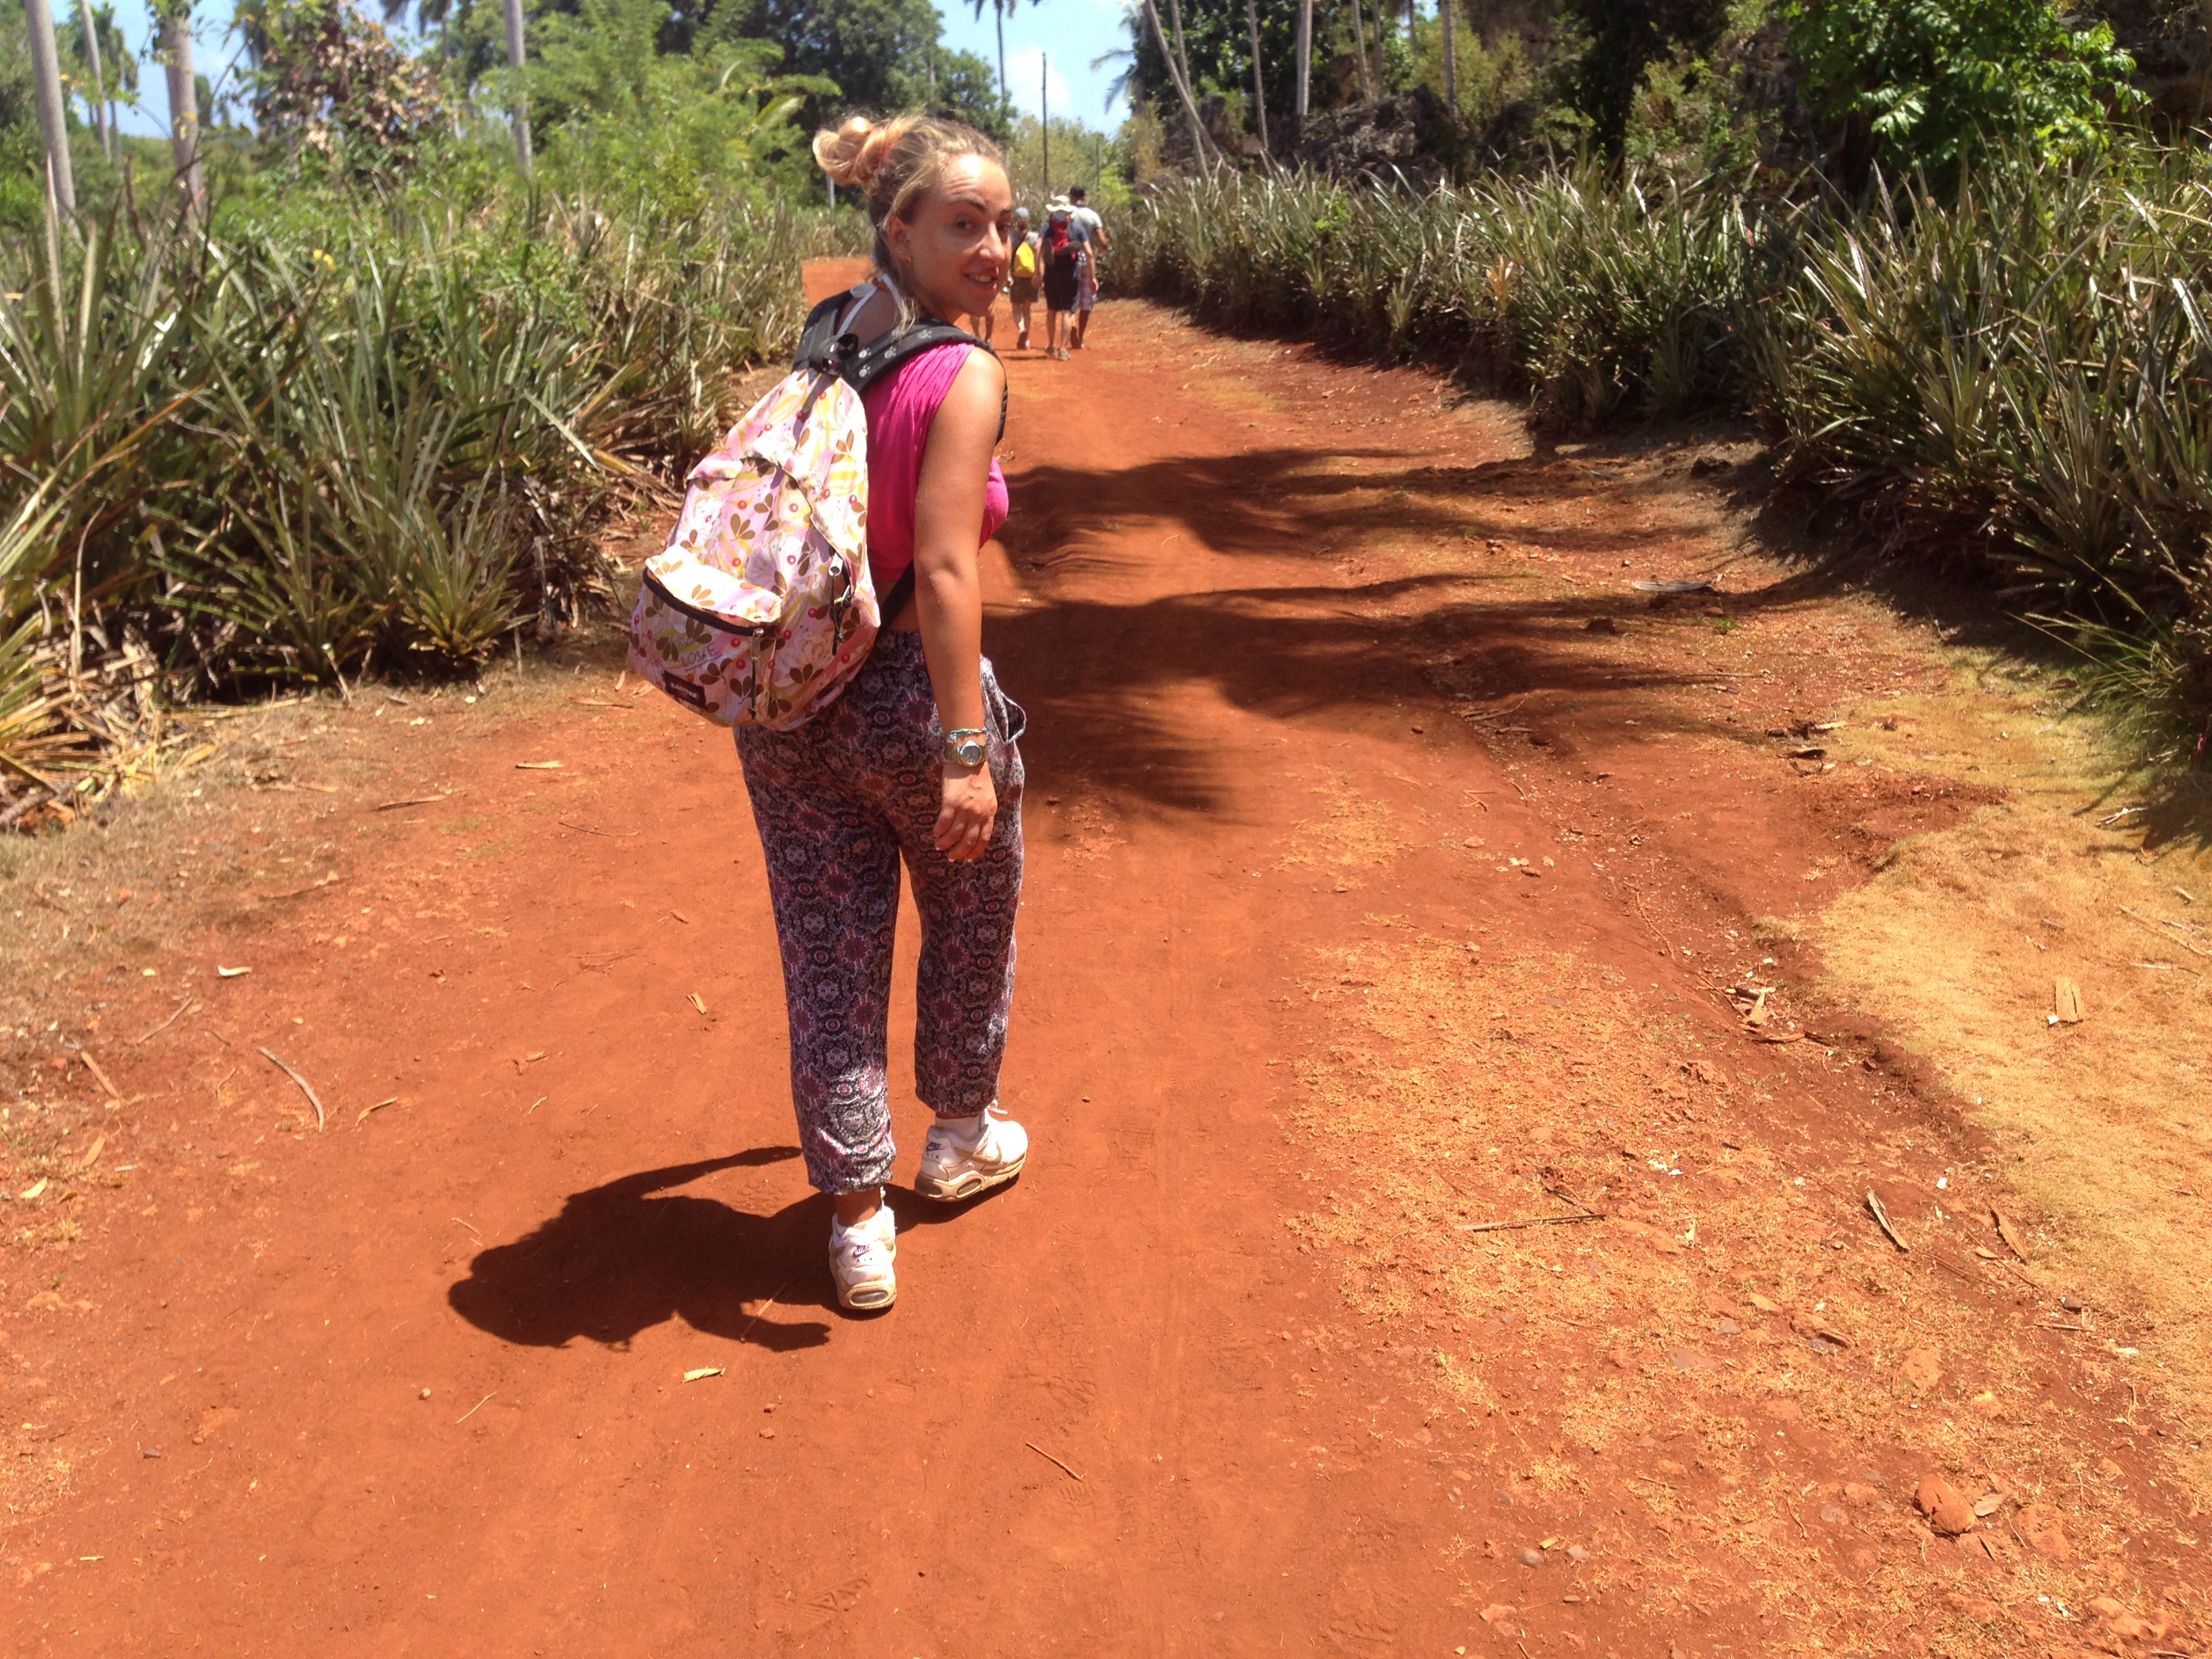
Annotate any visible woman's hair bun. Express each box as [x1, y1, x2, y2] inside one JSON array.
[[813, 116, 895, 190]]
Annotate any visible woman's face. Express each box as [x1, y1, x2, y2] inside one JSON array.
[[887, 155, 1014, 320]]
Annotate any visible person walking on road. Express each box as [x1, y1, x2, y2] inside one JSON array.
[[1068, 186, 1107, 350], [743, 112, 1031, 1313], [1041, 197, 1080, 361], [1006, 206, 1040, 351]]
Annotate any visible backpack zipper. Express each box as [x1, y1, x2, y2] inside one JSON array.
[[642, 567, 772, 635]]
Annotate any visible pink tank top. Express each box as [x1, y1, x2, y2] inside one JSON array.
[[861, 340, 1010, 592]]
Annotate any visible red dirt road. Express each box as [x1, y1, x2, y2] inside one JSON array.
[[2, 274, 2202, 1655]]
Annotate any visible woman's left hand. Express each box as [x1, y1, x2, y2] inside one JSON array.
[[934, 762, 998, 861]]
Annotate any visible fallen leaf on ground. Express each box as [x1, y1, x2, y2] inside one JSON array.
[[689, 993, 707, 1015], [1747, 1292, 1780, 1313], [515, 761, 562, 771], [75, 1136, 105, 1172], [18, 1177, 48, 1200], [682, 1367, 723, 1382], [217, 966, 251, 979]]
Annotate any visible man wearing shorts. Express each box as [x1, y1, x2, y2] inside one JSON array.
[[1006, 207, 1040, 352], [1068, 186, 1107, 350]]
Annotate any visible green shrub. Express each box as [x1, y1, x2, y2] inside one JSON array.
[[1784, 0, 2142, 185], [0, 155, 817, 755]]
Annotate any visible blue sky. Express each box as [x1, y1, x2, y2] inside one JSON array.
[[941, 1, 1132, 126], [91, 0, 1134, 141]]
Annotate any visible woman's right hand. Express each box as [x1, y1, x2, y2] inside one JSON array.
[[934, 762, 998, 861]]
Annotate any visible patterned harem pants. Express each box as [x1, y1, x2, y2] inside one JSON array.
[[735, 631, 1025, 1193]]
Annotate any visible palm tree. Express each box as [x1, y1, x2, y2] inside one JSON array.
[[1244, 0, 1267, 152], [152, 0, 203, 220], [1132, 0, 1216, 163], [970, 0, 1023, 123], [24, 0, 77, 211]]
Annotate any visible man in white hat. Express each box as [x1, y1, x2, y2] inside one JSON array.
[[1040, 197, 1081, 360]]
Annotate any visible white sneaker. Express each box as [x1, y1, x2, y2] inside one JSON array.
[[916, 1108, 1029, 1202], [828, 1202, 897, 1312]]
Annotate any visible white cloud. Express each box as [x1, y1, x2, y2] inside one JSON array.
[[1004, 43, 1079, 121]]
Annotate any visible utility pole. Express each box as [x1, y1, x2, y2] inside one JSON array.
[[1294, 0, 1311, 123], [1042, 52, 1049, 197], [77, 0, 110, 159], [503, 0, 532, 174], [158, 0, 202, 222], [1245, 0, 1268, 154], [23, 0, 77, 212]]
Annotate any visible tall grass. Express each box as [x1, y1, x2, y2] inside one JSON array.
[[1122, 151, 2212, 760], [0, 175, 831, 811]]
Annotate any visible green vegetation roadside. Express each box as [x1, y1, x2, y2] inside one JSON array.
[[1118, 153, 2212, 779]]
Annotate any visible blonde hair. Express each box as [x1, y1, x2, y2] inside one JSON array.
[[813, 113, 1006, 296]]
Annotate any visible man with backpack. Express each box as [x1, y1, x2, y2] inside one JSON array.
[[1041, 197, 1081, 361], [1006, 206, 1040, 352]]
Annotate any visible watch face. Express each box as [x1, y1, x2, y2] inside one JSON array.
[[952, 737, 988, 766]]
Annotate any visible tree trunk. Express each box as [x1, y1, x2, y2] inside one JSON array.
[[1294, 0, 1311, 121], [1245, 0, 1269, 154], [1042, 51, 1050, 191], [1166, 0, 1195, 99], [23, 0, 77, 212], [159, 3, 201, 222], [1439, 0, 1456, 115], [996, 4, 1008, 123], [1140, 0, 1216, 165], [1350, 0, 1375, 102], [502, 0, 532, 174], [77, 0, 110, 159]]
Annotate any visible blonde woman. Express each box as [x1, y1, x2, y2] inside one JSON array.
[[735, 114, 1029, 1313]]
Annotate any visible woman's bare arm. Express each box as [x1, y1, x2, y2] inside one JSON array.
[[910, 348, 1007, 859]]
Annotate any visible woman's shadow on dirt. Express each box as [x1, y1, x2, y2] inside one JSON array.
[[446, 1149, 834, 1352], [447, 1149, 997, 1352]]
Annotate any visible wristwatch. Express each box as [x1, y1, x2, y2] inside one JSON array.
[[942, 728, 988, 767]]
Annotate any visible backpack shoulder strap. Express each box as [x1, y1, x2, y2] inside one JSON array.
[[843, 319, 981, 394], [847, 319, 1006, 444], [794, 290, 859, 375]]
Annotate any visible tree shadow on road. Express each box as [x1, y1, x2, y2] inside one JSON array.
[[447, 1149, 1021, 1347], [568, 441, 1941, 820]]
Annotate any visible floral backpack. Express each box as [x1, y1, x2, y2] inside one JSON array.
[[628, 282, 981, 729]]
